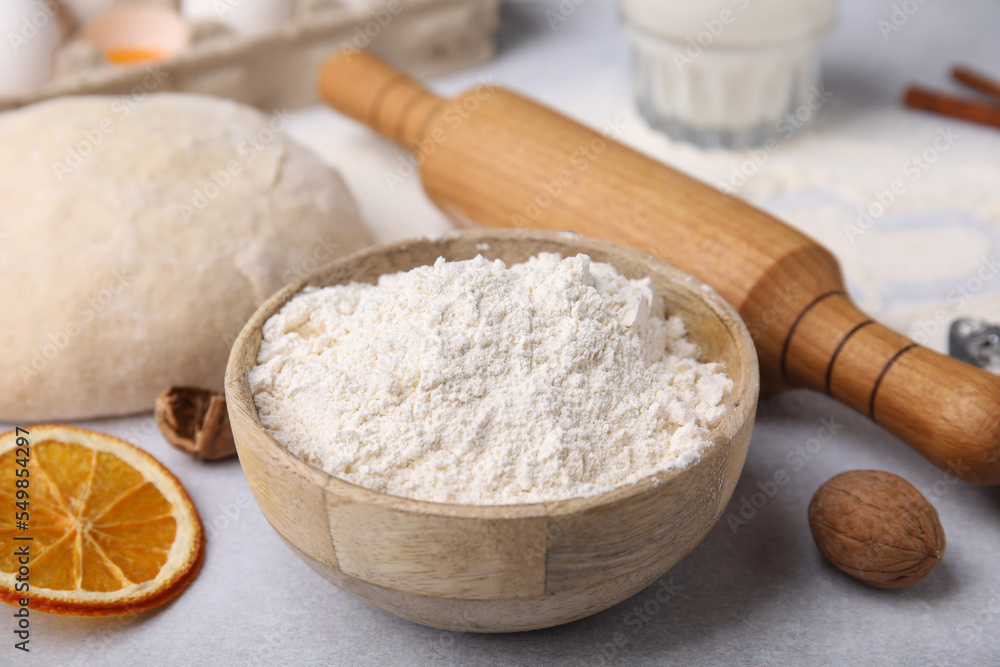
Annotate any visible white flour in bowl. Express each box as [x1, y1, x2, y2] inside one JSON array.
[[249, 253, 732, 504]]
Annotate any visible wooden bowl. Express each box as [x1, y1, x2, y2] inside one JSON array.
[[225, 229, 759, 632]]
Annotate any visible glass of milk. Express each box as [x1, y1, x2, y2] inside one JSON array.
[[619, 0, 839, 149]]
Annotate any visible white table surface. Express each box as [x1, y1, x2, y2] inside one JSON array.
[[9, 1, 1000, 665]]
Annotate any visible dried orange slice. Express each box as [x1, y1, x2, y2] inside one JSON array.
[[0, 425, 204, 615]]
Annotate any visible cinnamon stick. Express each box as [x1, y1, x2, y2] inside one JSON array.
[[904, 86, 1000, 130], [952, 65, 1000, 102]]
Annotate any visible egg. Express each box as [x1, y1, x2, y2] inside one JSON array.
[[75, 5, 189, 66], [181, 0, 294, 37], [0, 0, 64, 96], [62, 0, 116, 24]]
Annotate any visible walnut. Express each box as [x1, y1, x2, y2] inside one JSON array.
[[808, 470, 945, 589], [155, 387, 236, 461]]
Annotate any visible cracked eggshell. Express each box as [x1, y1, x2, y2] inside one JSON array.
[[76, 5, 188, 65], [181, 0, 293, 37], [63, 0, 116, 24], [0, 93, 371, 421]]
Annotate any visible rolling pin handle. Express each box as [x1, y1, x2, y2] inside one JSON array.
[[784, 294, 1000, 484], [870, 345, 1000, 485], [318, 49, 444, 152]]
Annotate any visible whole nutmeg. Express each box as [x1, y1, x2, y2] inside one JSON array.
[[808, 470, 945, 589]]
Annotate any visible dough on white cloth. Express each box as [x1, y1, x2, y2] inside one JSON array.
[[0, 93, 371, 421]]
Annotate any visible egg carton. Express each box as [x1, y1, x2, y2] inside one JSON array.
[[0, 0, 500, 112]]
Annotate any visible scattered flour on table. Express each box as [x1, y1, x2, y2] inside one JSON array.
[[249, 253, 732, 504], [609, 105, 1000, 351]]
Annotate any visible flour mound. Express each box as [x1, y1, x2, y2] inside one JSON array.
[[250, 253, 732, 504]]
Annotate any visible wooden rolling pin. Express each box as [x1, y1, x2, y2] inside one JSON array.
[[318, 51, 1000, 485]]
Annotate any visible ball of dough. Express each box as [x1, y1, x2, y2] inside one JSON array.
[[0, 94, 371, 421]]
